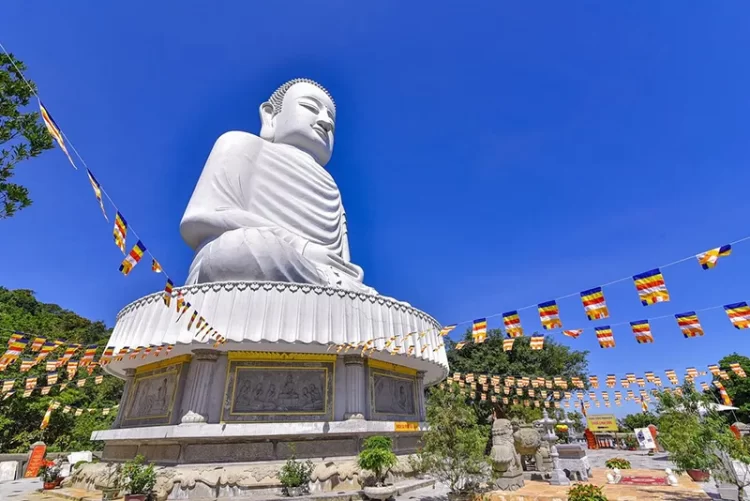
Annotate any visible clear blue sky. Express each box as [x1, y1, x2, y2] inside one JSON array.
[[2, 2, 750, 416]]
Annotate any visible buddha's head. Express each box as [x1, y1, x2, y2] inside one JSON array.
[[259, 78, 336, 166]]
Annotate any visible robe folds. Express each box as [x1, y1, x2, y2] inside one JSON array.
[[180, 131, 374, 294]]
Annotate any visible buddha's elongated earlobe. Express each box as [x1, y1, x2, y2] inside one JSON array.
[[259, 101, 275, 140]]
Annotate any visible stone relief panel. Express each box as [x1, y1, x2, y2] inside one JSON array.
[[369, 368, 418, 421], [123, 362, 184, 427], [222, 356, 335, 422], [233, 369, 326, 413]]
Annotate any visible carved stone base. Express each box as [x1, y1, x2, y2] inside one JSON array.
[[65, 454, 421, 501], [96, 420, 425, 465]]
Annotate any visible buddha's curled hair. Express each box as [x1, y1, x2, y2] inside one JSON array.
[[267, 78, 336, 117]]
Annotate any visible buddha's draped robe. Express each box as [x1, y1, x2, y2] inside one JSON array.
[[180, 131, 373, 293]]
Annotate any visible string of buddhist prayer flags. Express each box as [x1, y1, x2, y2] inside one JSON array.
[[428, 229, 750, 346], [0, 43, 225, 348], [40, 401, 119, 430], [0, 328, 181, 373], [3, 372, 106, 402], [444, 361, 747, 409]]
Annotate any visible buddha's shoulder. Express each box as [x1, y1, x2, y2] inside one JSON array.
[[213, 130, 266, 153]]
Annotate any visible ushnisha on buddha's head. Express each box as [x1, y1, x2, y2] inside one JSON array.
[[259, 78, 336, 167]]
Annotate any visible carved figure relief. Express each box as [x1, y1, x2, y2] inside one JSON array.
[[373, 373, 415, 415], [233, 369, 326, 413], [127, 371, 178, 419]]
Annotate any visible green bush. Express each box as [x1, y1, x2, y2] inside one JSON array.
[[604, 457, 631, 469], [567, 483, 608, 501], [418, 384, 489, 494], [357, 436, 397, 486], [119, 455, 156, 495], [278, 453, 314, 491], [622, 435, 638, 449]]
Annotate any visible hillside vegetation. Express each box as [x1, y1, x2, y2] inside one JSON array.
[[0, 288, 122, 452]]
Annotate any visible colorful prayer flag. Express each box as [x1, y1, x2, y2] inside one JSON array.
[[595, 326, 615, 348], [502, 311, 524, 338], [47, 372, 58, 385], [3, 391, 15, 400], [675, 311, 704, 338], [66, 360, 78, 379], [163, 279, 174, 307], [439, 324, 457, 337], [538, 300, 562, 330], [40, 406, 53, 430], [633, 269, 670, 306], [80, 345, 98, 367], [30, 338, 45, 352], [472, 318, 488, 344], [630, 320, 654, 344], [502, 338, 515, 352], [530, 336, 544, 350], [119, 240, 146, 276], [24, 377, 37, 390], [724, 302, 750, 330], [19, 360, 35, 372], [580, 287, 609, 320], [1, 380, 14, 393], [730, 363, 747, 378], [697, 244, 732, 270], [113, 212, 128, 253], [39, 101, 76, 168], [152, 258, 163, 273], [562, 329, 582, 339], [41, 386, 51, 395], [589, 376, 599, 388], [86, 169, 108, 221], [76, 379, 86, 387]]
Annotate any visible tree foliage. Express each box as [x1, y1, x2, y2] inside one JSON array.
[[445, 328, 589, 422], [618, 412, 659, 431], [419, 384, 489, 494], [0, 288, 122, 452], [656, 380, 750, 489], [713, 353, 750, 424], [0, 53, 54, 219]]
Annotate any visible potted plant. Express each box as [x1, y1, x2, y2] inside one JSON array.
[[119, 455, 156, 501], [358, 436, 398, 500], [605, 458, 631, 470], [623, 435, 638, 451], [39, 459, 62, 490], [567, 483, 608, 501], [279, 450, 314, 497]]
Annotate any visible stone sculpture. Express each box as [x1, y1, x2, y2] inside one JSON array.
[[180, 78, 375, 294], [490, 418, 524, 490]]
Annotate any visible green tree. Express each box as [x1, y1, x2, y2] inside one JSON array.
[[419, 384, 489, 494], [446, 328, 589, 422], [0, 288, 122, 452], [656, 381, 750, 496], [618, 412, 659, 431], [713, 353, 750, 423], [0, 53, 54, 219]]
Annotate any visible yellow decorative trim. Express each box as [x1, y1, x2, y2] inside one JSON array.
[[368, 358, 417, 376], [227, 351, 336, 362], [135, 354, 191, 374]]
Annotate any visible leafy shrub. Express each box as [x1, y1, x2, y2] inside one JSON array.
[[357, 436, 397, 486], [279, 453, 314, 492], [418, 385, 489, 494], [605, 457, 631, 469], [622, 435, 638, 449], [119, 455, 156, 495], [567, 483, 608, 501]]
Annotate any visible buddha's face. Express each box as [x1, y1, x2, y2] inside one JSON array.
[[261, 82, 335, 166]]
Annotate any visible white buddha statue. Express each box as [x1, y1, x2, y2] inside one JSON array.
[[180, 78, 376, 294]]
